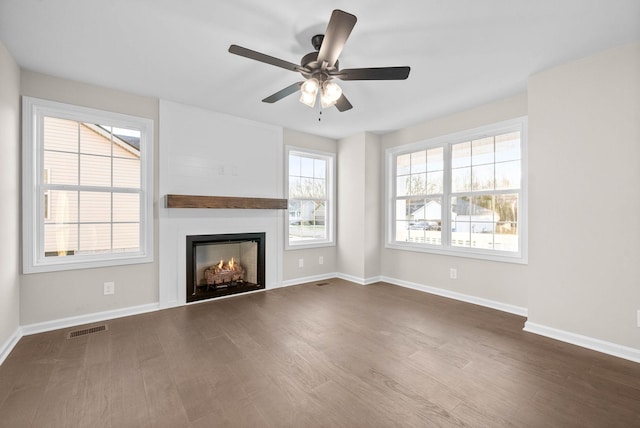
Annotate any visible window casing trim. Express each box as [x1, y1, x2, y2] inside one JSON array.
[[385, 117, 528, 264], [22, 96, 154, 273], [285, 145, 336, 250]]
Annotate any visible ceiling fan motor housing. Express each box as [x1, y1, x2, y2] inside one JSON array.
[[300, 50, 339, 81]]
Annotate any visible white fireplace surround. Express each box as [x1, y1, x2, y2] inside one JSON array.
[[158, 100, 284, 308]]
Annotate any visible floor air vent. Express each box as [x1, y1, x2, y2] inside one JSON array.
[[67, 325, 108, 339], [316, 282, 330, 286]]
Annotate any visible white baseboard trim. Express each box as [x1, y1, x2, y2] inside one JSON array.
[[335, 273, 382, 286], [379, 275, 528, 317], [0, 327, 23, 366], [523, 321, 640, 364], [279, 273, 338, 288], [20, 302, 160, 336]]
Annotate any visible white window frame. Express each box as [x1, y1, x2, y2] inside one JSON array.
[[285, 146, 336, 249], [385, 117, 528, 264], [22, 96, 154, 273]]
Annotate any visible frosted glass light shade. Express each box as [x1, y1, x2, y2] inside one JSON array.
[[320, 80, 342, 108], [299, 78, 319, 107]]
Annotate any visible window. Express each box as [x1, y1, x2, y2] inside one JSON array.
[[22, 97, 154, 273], [387, 117, 527, 263], [286, 147, 335, 248]]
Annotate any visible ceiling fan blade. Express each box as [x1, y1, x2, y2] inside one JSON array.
[[335, 94, 353, 112], [229, 45, 308, 73], [317, 10, 357, 68], [333, 66, 411, 81], [262, 82, 303, 103]]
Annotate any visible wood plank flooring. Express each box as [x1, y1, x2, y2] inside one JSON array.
[[1, 279, 639, 427]]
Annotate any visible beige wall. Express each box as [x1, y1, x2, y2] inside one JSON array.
[[282, 129, 338, 281], [0, 40, 21, 348], [337, 133, 367, 279], [364, 133, 382, 280], [526, 42, 640, 349], [380, 93, 529, 308], [20, 71, 159, 325]]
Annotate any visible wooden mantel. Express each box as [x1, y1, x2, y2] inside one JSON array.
[[165, 194, 288, 210]]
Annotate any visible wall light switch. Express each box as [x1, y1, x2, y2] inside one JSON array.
[[104, 281, 115, 295], [449, 268, 458, 280], [298, 259, 304, 268], [319, 256, 324, 265]]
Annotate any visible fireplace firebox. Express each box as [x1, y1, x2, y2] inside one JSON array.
[[186, 232, 265, 302]]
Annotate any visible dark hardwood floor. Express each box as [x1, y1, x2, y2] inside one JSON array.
[[1, 279, 638, 427]]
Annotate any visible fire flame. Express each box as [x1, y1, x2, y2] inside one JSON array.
[[229, 257, 235, 269], [217, 259, 224, 269]]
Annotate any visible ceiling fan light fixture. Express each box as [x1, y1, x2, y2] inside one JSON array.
[[299, 77, 320, 107], [320, 80, 342, 108]]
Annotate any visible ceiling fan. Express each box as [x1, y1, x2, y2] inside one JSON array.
[[228, 9, 410, 112]]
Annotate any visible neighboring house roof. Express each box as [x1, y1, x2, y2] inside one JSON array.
[[89, 124, 140, 156], [114, 134, 141, 151]]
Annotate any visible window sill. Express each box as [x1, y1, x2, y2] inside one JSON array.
[[285, 241, 336, 251], [23, 253, 154, 274], [385, 241, 527, 264]]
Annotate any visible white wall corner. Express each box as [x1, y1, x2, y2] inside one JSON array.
[[336, 272, 383, 286], [0, 327, 23, 366], [523, 321, 640, 364]]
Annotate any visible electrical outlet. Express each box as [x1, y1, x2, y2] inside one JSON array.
[[319, 256, 324, 265], [298, 258, 304, 268], [449, 268, 458, 280], [637, 309, 640, 328], [103, 281, 115, 295]]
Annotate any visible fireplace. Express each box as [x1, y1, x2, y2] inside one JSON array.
[[186, 232, 265, 302]]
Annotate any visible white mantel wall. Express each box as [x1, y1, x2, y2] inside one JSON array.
[[158, 100, 284, 307]]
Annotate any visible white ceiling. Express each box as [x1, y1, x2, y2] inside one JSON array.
[[1, 0, 639, 139]]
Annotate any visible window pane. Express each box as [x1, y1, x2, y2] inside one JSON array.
[[44, 151, 78, 185], [113, 158, 140, 188], [288, 199, 301, 223], [411, 150, 426, 174], [289, 155, 301, 176], [43, 117, 78, 153], [79, 223, 111, 253], [80, 123, 112, 156], [47, 190, 78, 223], [314, 159, 326, 179], [79, 191, 111, 223], [289, 177, 301, 198], [289, 199, 326, 242], [396, 175, 410, 197], [313, 202, 326, 225], [495, 194, 518, 225], [397, 153, 411, 175], [471, 137, 494, 165], [427, 147, 444, 172], [472, 163, 494, 191], [113, 193, 140, 223], [495, 132, 521, 162], [44, 223, 78, 257], [80, 154, 111, 187], [395, 220, 409, 242], [113, 223, 140, 252], [409, 173, 427, 195], [426, 171, 443, 195], [452, 167, 471, 192], [452, 141, 471, 168], [495, 160, 520, 190], [300, 156, 314, 177]]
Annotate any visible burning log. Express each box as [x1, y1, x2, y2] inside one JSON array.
[[204, 257, 245, 286]]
